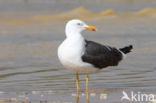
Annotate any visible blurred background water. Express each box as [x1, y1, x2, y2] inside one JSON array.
[[0, 0, 156, 103]]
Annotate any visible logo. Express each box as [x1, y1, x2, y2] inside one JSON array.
[[121, 91, 155, 102], [121, 91, 131, 101]]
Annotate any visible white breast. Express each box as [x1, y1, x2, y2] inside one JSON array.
[[58, 35, 99, 73], [58, 35, 85, 65]]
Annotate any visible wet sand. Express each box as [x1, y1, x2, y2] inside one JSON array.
[[0, 0, 156, 103]]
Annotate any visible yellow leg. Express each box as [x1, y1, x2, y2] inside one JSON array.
[[76, 73, 79, 103], [76, 73, 79, 92], [86, 74, 90, 103]]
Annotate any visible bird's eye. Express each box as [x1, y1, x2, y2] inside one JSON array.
[[77, 23, 82, 26]]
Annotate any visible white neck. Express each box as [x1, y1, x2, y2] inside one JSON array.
[[66, 29, 83, 39]]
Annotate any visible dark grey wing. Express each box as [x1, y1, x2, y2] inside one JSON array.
[[82, 40, 123, 69]]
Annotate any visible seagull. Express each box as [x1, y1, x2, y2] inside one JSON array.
[[58, 19, 133, 93]]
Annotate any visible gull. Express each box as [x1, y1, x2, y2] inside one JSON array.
[[58, 19, 133, 94]]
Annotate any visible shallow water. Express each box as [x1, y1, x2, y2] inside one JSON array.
[[0, 0, 156, 103]]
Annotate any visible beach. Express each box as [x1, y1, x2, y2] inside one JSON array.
[[0, 0, 156, 103]]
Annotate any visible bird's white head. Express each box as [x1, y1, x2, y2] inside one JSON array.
[[65, 19, 97, 37]]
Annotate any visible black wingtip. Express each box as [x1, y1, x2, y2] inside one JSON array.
[[120, 45, 133, 54], [129, 45, 133, 49]]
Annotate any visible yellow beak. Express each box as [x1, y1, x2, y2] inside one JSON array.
[[86, 26, 97, 31]]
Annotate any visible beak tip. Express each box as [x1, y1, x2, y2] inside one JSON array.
[[86, 26, 97, 32], [93, 29, 97, 31]]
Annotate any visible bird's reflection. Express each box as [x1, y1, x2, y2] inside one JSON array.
[[76, 92, 79, 103], [76, 89, 90, 103], [76, 74, 90, 103], [86, 74, 90, 103], [76, 85, 90, 103], [86, 89, 90, 103]]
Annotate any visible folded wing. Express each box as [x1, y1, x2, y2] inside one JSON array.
[[82, 40, 123, 69]]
